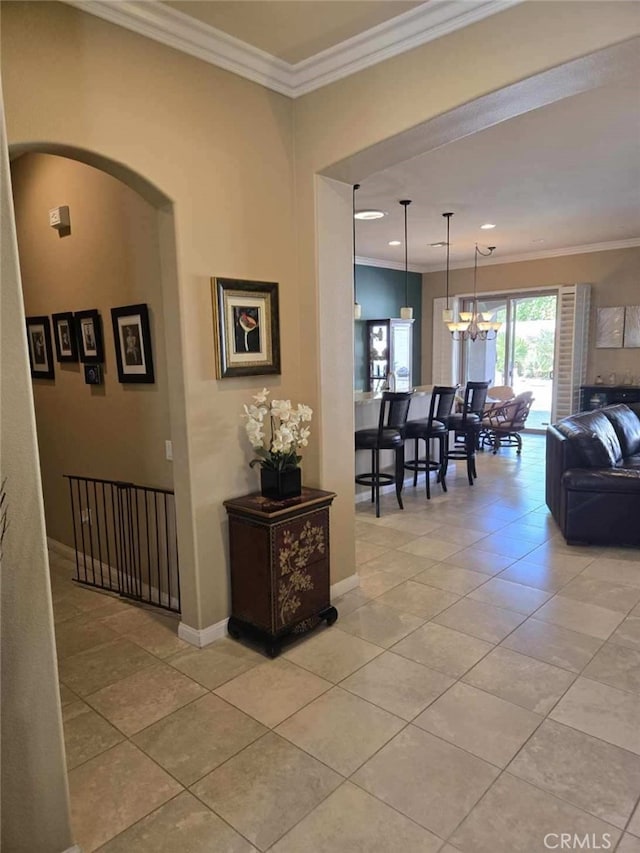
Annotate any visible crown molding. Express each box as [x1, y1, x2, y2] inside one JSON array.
[[65, 1, 294, 95], [290, 0, 522, 96], [377, 237, 640, 273], [64, 0, 522, 98]]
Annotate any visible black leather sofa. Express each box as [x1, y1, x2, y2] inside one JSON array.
[[546, 403, 640, 546]]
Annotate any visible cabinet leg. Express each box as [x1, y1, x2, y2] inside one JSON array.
[[324, 606, 338, 627], [227, 617, 242, 640], [266, 641, 281, 659]]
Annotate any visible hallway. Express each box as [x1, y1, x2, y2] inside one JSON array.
[[52, 436, 640, 852]]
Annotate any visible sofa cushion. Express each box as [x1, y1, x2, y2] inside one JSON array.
[[603, 404, 640, 457], [555, 410, 622, 467]]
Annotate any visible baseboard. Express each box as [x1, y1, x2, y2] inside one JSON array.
[[179, 574, 360, 648], [330, 573, 360, 598], [47, 537, 77, 560], [178, 618, 229, 648], [47, 538, 180, 612]]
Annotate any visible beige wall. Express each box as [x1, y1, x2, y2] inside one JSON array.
[[2, 0, 639, 632], [421, 247, 640, 385], [1, 110, 73, 853], [2, 0, 297, 630], [12, 152, 173, 548]]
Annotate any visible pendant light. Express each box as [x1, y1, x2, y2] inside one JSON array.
[[353, 183, 361, 319], [442, 212, 454, 324], [447, 243, 501, 341], [399, 199, 413, 320]]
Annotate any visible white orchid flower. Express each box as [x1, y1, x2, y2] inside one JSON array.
[[243, 403, 267, 421], [253, 387, 269, 404], [297, 404, 313, 422], [271, 399, 292, 421]]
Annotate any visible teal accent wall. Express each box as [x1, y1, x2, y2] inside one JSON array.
[[354, 265, 422, 390]]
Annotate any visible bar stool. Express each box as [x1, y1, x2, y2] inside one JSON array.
[[355, 391, 413, 518], [404, 386, 457, 499], [445, 381, 490, 485]]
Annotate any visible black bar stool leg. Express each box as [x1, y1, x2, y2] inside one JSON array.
[[439, 435, 448, 493], [413, 438, 419, 487], [374, 449, 381, 517], [370, 449, 376, 503], [395, 445, 404, 510]]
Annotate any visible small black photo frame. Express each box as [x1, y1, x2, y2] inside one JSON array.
[[212, 277, 281, 378], [26, 316, 55, 379], [84, 364, 103, 385], [111, 303, 155, 384], [75, 309, 104, 363], [52, 311, 79, 362]]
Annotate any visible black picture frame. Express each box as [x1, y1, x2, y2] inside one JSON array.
[[84, 364, 103, 385], [212, 277, 281, 378], [26, 316, 55, 379], [110, 303, 155, 384], [75, 309, 104, 363], [52, 311, 79, 362]]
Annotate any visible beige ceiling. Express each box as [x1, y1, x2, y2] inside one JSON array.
[[353, 82, 640, 269], [163, 0, 422, 64]]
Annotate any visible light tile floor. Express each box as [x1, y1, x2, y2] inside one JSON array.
[[50, 435, 640, 852]]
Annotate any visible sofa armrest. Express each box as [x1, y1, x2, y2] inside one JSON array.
[[563, 467, 640, 494]]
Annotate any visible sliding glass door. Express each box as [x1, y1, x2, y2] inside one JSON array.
[[463, 291, 558, 431]]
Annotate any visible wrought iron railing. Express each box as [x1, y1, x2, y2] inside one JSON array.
[[64, 475, 180, 613]]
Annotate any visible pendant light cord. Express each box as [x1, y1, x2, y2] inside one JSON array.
[[400, 200, 411, 307], [353, 184, 360, 305], [443, 212, 453, 310]]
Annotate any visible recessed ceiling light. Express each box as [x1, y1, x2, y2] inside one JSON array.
[[354, 209, 385, 220], [430, 241, 448, 248], [388, 240, 401, 246], [532, 238, 545, 243], [480, 223, 496, 230]]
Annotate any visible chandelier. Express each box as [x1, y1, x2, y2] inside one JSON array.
[[447, 242, 501, 341]]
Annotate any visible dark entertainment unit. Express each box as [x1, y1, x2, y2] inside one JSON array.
[[579, 385, 640, 412]]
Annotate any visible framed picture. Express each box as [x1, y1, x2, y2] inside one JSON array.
[[110, 303, 155, 383], [595, 306, 624, 349], [52, 311, 79, 362], [26, 316, 55, 379], [624, 306, 640, 348], [212, 277, 281, 378], [75, 309, 104, 363]]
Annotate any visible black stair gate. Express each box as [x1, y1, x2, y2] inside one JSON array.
[[64, 475, 181, 613]]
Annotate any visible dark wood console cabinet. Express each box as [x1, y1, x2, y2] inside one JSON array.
[[223, 488, 337, 657], [580, 385, 640, 412]]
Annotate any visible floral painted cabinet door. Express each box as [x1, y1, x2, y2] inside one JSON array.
[[223, 488, 337, 658], [274, 514, 329, 631]]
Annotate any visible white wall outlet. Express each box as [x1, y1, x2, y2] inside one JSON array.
[[165, 440, 173, 461], [80, 508, 92, 525]]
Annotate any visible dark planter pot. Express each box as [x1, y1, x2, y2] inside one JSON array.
[[260, 467, 302, 500]]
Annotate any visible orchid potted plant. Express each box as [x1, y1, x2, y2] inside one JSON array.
[[243, 388, 312, 499]]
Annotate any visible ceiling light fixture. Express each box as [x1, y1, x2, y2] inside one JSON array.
[[430, 241, 447, 248], [480, 223, 496, 230], [354, 209, 385, 220], [353, 184, 361, 319], [399, 200, 413, 320], [389, 240, 401, 246], [447, 243, 501, 342]]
